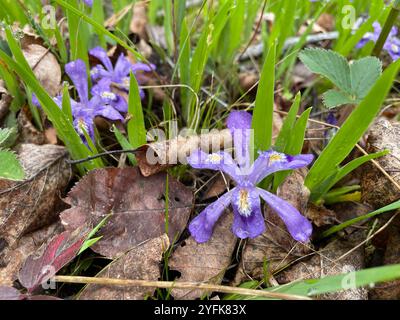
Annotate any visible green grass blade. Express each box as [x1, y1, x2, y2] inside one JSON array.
[[127, 72, 147, 148], [54, 0, 145, 62], [270, 264, 400, 297], [112, 125, 136, 166], [274, 92, 302, 152], [252, 42, 276, 153], [0, 48, 99, 173], [305, 59, 400, 193], [321, 199, 400, 238], [273, 107, 311, 190]]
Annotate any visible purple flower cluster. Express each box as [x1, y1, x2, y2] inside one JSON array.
[[58, 59, 124, 143], [357, 22, 400, 61], [187, 111, 314, 243], [82, 0, 92, 7], [89, 47, 155, 111], [33, 47, 154, 144]]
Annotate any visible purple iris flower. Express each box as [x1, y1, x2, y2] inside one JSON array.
[[62, 59, 124, 143], [82, 0, 92, 6], [187, 111, 314, 243], [89, 47, 155, 105], [357, 22, 400, 61]]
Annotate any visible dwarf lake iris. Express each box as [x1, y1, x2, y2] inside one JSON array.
[[187, 111, 314, 243], [89, 46, 155, 106]]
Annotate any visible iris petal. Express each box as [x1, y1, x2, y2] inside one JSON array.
[[65, 59, 89, 105], [89, 47, 114, 72], [114, 54, 134, 80], [187, 150, 242, 183], [189, 190, 234, 243], [226, 111, 252, 168], [231, 187, 265, 239], [248, 151, 313, 184], [257, 188, 312, 243]]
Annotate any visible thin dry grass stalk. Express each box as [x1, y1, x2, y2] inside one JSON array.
[[54, 275, 310, 300]]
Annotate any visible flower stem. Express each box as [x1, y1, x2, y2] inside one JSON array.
[[372, 0, 400, 57]]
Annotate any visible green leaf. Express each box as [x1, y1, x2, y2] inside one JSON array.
[[274, 92, 301, 152], [78, 213, 111, 255], [127, 72, 147, 148], [0, 31, 101, 173], [273, 107, 311, 190], [112, 125, 136, 166], [299, 48, 351, 93], [321, 198, 400, 238], [323, 89, 357, 109], [349, 57, 382, 99], [322, 185, 361, 205], [310, 150, 388, 202], [0, 149, 24, 180], [300, 49, 383, 109], [305, 59, 400, 193], [179, 18, 190, 118], [78, 237, 102, 255], [252, 43, 276, 153], [66, 0, 89, 64], [228, 263, 400, 299], [270, 264, 400, 297], [54, 0, 145, 62], [0, 127, 17, 148]]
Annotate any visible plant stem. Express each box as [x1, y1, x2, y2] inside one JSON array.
[[54, 275, 310, 300], [372, 0, 400, 57]]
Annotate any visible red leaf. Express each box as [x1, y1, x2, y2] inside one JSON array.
[[27, 295, 63, 300], [0, 286, 25, 300], [18, 228, 86, 293]]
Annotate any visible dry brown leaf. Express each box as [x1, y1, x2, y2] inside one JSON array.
[[316, 13, 335, 31], [17, 108, 46, 145], [305, 203, 336, 227], [60, 167, 193, 258], [233, 170, 312, 284], [202, 175, 231, 201], [0, 144, 71, 266], [78, 234, 169, 300], [0, 222, 62, 286], [130, 2, 148, 40], [169, 212, 237, 300], [361, 119, 400, 208], [239, 72, 258, 92], [44, 127, 58, 145], [136, 129, 232, 176], [22, 44, 61, 97], [330, 202, 373, 226], [275, 231, 367, 300], [0, 80, 11, 121], [369, 218, 400, 299]]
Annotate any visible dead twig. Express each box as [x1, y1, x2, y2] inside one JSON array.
[[54, 275, 310, 300]]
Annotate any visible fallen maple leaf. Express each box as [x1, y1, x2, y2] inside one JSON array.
[[60, 167, 193, 258]]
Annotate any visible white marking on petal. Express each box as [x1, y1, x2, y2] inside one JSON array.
[[391, 44, 399, 53], [90, 68, 98, 76], [236, 189, 252, 217], [206, 153, 223, 164], [122, 77, 130, 88], [268, 151, 287, 165], [100, 91, 117, 100], [77, 118, 89, 135]]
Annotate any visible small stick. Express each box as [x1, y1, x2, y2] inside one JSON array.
[[54, 275, 310, 300], [66, 148, 140, 165]]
